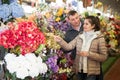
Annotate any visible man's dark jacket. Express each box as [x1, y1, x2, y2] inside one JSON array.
[[63, 21, 83, 60]]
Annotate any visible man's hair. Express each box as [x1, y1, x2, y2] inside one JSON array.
[[67, 10, 77, 18]]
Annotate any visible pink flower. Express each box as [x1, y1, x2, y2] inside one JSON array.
[[0, 21, 45, 55]]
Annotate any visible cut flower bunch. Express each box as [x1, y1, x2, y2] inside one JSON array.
[[0, 20, 48, 79], [0, 21, 45, 55]]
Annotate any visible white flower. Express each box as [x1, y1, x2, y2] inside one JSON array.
[[16, 66, 29, 79], [28, 65, 39, 78], [41, 63, 48, 74], [23, 59, 31, 70], [4, 53, 16, 62], [36, 56, 43, 63], [25, 53, 37, 63], [4, 53, 48, 79], [38, 63, 48, 74], [5, 53, 18, 73], [6, 60, 18, 73]]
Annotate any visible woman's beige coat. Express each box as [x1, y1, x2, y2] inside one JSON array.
[[58, 32, 108, 75]]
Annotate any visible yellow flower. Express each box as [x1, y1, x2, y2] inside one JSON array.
[[56, 8, 64, 16], [95, 1, 103, 8], [109, 39, 118, 48], [66, 67, 72, 73], [97, 2, 103, 6], [45, 33, 61, 49], [100, 20, 107, 27], [58, 68, 71, 73], [55, 17, 61, 22], [45, 12, 52, 19]]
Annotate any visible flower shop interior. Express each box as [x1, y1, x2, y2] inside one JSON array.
[[0, 0, 120, 80]]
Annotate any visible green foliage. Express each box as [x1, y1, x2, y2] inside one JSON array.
[[84, 12, 89, 17], [35, 44, 45, 54], [1, 0, 9, 4], [5, 71, 17, 80], [102, 55, 120, 74]]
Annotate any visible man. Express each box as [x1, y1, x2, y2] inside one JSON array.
[[60, 10, 83, 80], [63, 10, 83, 60]]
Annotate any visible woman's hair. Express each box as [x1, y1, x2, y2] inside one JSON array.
[[85, 16, 100, 31]]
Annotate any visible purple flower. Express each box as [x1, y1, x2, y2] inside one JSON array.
[[46, 55, 59, 73], [52, 65, 59, 73], [47, 18, 70, 32]]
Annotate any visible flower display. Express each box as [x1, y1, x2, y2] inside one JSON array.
[[35, 4, 70, 50], [0, 21, 45, 55], [0, 0, 24, 22], [25, 3, 75, 79], [0, 20, 47, 79], [44, 49, 73, 80], [1, 1, 120, 80], [4, 53, 48, 79], [100, 17, 120, 56]]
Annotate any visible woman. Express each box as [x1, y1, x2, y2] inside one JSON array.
[[54, 16, 108, 80]]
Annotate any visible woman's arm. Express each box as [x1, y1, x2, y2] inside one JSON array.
[[54, 35, 77, 51], [88, 37, 108, 62]]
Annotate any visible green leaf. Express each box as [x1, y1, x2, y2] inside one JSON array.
[[60, 58, 67, 63], [35, 44, 45, 54], [2, 0, 9, 4], [11, 73, 17, 80]]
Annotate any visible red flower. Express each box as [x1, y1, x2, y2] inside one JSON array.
[[0, 21, 45, 55], [59, 73, 67, 80]]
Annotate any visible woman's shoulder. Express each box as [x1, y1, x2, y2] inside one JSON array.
[[95, 31, 105, 39]]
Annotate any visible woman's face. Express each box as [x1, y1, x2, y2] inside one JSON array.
[[83, 19, 94, 32]]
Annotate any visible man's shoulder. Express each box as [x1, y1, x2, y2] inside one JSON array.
[[66, 28, 77, 33]]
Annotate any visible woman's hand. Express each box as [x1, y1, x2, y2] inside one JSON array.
[[77, 51, 89, 57], [54, 35, 62, 42]]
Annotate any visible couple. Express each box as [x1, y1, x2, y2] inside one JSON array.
[[54, 10, 108, 80]]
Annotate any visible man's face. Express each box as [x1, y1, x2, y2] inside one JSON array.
[[68, 13, 80, 27]]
